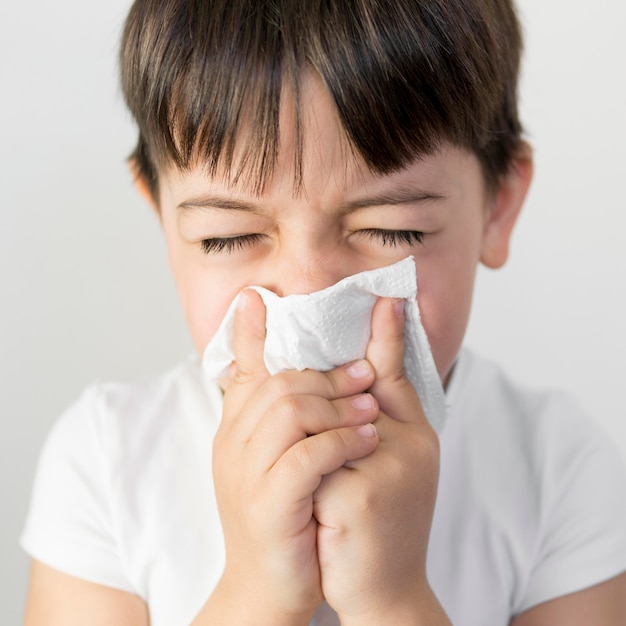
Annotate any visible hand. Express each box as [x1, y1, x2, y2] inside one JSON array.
[[313, 297, 449, 625], [207, 290, 381, 625]]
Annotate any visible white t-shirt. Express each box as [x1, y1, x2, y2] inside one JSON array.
[[21, 350, 626, 625]]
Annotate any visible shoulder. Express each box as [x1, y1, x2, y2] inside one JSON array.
[[446, 349, 612, 461], [97, 354, 220, 423], [441, 349, 626, 614], [48, 355, 222, 453], [21, 356, 223, 594], [24, 354, 221, 526], [443, 348, 626, 518]]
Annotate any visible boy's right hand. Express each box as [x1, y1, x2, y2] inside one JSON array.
[[203, 290, 380, 625]]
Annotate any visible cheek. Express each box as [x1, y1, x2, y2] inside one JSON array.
[[191, 304, 233, 355], [415, 252, 479, 382], [419, 290, 473, 383], [177, 274, 239, 355], [415, 205, 485, 381], [162, 224, 252, 355], [168, 252, 247, 355]]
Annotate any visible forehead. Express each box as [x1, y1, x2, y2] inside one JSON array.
[[166, 75, 464, 202], [267, 76, 366, 197], [161, 141, 482, 214], [178, 74, 365, 198]]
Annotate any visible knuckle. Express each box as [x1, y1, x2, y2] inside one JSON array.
[[328, 398, 344, 426], [232, 362, 260, 386], [325, 370, 345, 398], [268, 371, 298, 398], [377, 367, 410, 388], [289, 438, 316, 473], [289, 429, 347, 476], [327, 427, 351, 455], [272, 394, 302, 423], [346, 475, 378, 514]]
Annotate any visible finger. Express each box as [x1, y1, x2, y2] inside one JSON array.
[[229, 357, 377, 437], [220, 289, 270, 427], [367, 297, 406, 381], [261, 358, 375, 406], [230, 289, 269, 387], [217, 362, 237, 394], [270, 424, 379, 502], [250, 392, 379, 471], [366, 297, 428, 425]]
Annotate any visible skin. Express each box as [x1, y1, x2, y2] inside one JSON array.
[[156, 77, 518, 385], [23, 76, 626, 624]]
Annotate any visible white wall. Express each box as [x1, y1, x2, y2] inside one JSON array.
[[1, 1, 624, 622], [0, 2, 193, 621], [465, 0, 626, 455]]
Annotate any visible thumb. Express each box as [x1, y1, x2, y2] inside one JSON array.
[[229, 289, 269, 391], [366, 297, 428, 426]]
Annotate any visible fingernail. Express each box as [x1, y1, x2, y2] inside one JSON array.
[[351, 393, 375, 410], [393, 299, 405, 318], [356, 423, 378, 438], [346, 360, 371, 378], [237, 291, 249, 311]]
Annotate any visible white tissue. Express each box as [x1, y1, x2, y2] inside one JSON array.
[[202, 256, 447, 433]]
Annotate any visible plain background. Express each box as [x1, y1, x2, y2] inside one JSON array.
[[1, 0, 624, 622]]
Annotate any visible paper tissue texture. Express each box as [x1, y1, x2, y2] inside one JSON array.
[[202, 256, 447, 432]]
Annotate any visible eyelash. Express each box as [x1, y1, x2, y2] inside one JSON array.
[[359, 229, 425, 247], [200, 229, 425, 255], [200, 234, 265, 254]]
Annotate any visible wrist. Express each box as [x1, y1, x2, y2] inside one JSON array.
[[192, 573, 315, 626], [337, 585, 451, 626]]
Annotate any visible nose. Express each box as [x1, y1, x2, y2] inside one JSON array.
[[261, 246, 362, 297]]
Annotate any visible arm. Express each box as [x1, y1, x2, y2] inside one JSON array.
[[510, 572, 626, 626], [23, 560, 149, 626]]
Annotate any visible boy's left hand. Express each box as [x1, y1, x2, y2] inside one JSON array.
[[313, 297, 450, 625]]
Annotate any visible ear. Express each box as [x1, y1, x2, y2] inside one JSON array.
[[129, 157, 160, 218], [480, 142, 534, 269]]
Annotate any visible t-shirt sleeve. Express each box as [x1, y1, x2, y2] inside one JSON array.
[[515, 396, 626, 614], [20, 386, 136, 593]]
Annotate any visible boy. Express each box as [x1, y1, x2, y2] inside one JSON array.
[[21, 0, 626, 624]]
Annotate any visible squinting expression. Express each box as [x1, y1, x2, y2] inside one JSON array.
[[148, 77, 529, 384]]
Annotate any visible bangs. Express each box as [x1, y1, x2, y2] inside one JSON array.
[[121, 0, 522, 195]]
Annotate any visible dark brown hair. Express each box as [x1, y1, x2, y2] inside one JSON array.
[[120, 0, 524, 198]]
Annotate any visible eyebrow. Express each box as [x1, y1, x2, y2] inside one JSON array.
[[178, 196, 264, 213], [177, 188, 445, 214], [338, 188, 445, 213]]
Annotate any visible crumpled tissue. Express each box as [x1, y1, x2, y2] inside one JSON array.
[[202, 256, 447, 432]]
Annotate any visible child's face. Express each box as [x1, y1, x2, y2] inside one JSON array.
[[150, 78, 528, 383]]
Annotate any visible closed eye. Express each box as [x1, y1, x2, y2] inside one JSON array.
[[200, 233, 265, 254], [359, 229, 425, 247], [200, 229, 424, 254]]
